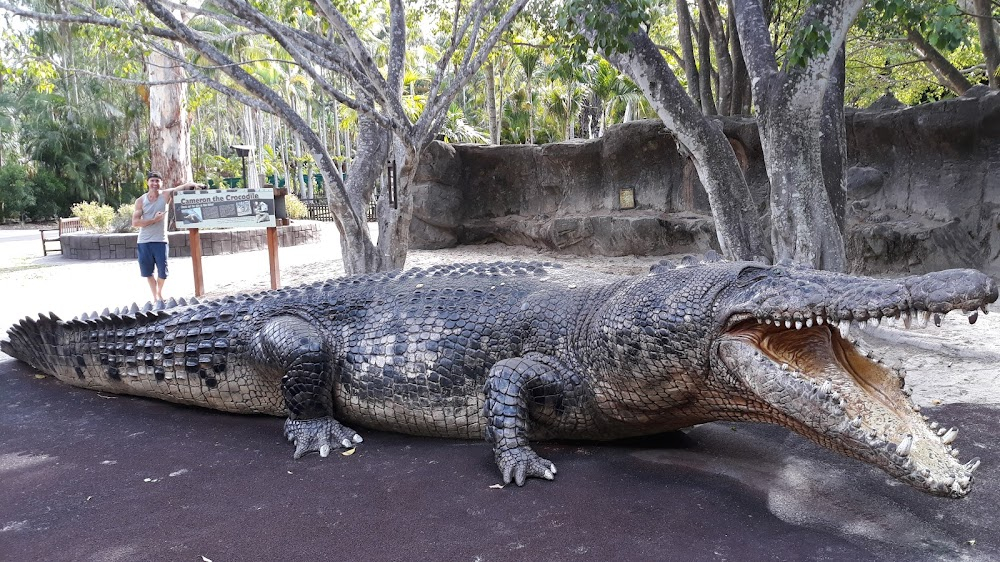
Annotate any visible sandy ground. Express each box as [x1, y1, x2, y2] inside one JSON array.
[[1, 221, 997, 408]]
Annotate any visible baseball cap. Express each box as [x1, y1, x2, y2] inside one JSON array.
[[147, 171, 162, 179]]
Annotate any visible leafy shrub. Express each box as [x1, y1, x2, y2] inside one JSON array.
[[0, 164, 36, 222], [26, 169, 65, 220], [285, 193, 308, 220], [71, 201, 116, 232], [110, 203, 136, 233]]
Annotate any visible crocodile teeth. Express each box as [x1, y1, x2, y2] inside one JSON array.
[[965, 457, 981, 473], [941, 427, 958, 444], [838, 320, 850, 338], [929, 421, 939, 430], [981, 304, 990, 314], [958, 475, 971, 488], [902, 310, 912, 329], [815, 316, 824, 325], [817, 380, 832, 400], [851, 416, 862, 429], [805, 318, 814, 328], [933, 313, 943, 327], [943, 475, 956, 487], [784, 319, 792, 329], [951, 449, 960, 458], [795, 319, 803, 329], [896, 435, 913, 457], [919, 311, 930, 328]]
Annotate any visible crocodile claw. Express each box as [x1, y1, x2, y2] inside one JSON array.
[[495, 446, 557, 486], [284, 417, 363, 459]]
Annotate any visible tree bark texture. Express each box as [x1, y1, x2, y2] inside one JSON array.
[[375, 142, 420, 270], [697, 13, 717, 115], [972, 0, 1000, 88], [147, 50, 193, 193], [485, 62, 500, 144], [905, 28, 972, 96], [728, 1, 751, 114], [698, 0, 733, 115], [820, 46, 847, 231], [676, 0, 702, 103]]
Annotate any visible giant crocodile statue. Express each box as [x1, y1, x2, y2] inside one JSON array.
[[2, 259, 996, 497]]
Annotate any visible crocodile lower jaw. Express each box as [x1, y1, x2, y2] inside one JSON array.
[[716, 320, 980, 498]]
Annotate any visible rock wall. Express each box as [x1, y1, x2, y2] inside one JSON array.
[[409, 89, 1000, 275], [62, 222, 321, 260]]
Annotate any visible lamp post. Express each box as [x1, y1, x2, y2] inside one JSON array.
[[230, 144, 253, 188]]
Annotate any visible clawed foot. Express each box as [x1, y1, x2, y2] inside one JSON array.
[[284, 417, 364, 459], [495, 446, 557, 486]]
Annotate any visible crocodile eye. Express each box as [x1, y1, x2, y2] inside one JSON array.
[[734, 266, 770, 287]]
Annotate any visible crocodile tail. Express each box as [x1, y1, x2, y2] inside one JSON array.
[[2, 313, 64, 376]]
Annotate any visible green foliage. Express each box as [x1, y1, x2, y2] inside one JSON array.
[[559, 0, 653, 63], [858, 0, 967, 52], [70, 201, 116, 232], [110, 203, 136, 233], [0, 164, 36, 222], [787, 21, 833, 69], [26, 169, 67, 220], [284, 193, 308, 220]]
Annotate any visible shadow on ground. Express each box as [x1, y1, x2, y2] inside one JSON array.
[[1, 358, 996, 562]]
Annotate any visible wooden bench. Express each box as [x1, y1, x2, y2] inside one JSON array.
[[40, 217, 84, 256]]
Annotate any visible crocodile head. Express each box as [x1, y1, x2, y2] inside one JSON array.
[[706, 262, 998, 498]]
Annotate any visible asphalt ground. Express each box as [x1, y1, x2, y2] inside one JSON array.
[[2, 359, 997, 562], [1, 225, 999, 561]]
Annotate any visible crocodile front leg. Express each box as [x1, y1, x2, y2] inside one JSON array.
[[258, 315, 362, 458], [484, 352, 578, 486]]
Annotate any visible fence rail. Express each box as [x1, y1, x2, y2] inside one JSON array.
[[305, 200, 377, 222]]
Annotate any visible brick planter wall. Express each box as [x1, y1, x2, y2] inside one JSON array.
[[61, 222, 322, 260]]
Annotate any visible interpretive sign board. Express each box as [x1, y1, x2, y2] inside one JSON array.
[[173, 188, 276, 229]]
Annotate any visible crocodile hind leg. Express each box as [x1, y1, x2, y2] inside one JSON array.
[[484, 352, 576, 486], [258, 315, 363, 458]]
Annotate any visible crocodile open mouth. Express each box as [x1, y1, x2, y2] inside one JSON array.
[[716, 311, 983, 498]]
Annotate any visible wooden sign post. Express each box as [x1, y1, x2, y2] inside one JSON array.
[[190, 228, 205, 296], [267, 226, 280, 289], [173, 187, 279, 296]]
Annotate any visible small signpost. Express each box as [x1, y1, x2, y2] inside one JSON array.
[[173, 187, 280, 296]]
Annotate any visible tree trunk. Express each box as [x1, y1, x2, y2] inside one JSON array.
[[147, 50, 193, 194], [375, 142, 420, 270], [608, 31, 767, 260], [973, 0, 1000, 88], [676, 0, 701, 103], [757, 83, 846, 270], [905, 29, 973, 95], [698, 0, 733, 115], [697, 13, 717, 115], [728, 2, 751, 114], [732, 0, 859, 271], [566, 79, 575, 139], [485, 62, 500, 144], [331, 115, 391, 274], [820, 46, 847, 231]]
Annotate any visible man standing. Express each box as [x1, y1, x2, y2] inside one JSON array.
[[132, 171, 203, 304]]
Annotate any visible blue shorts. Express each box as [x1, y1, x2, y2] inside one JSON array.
[[138, 242, 168, 279]]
